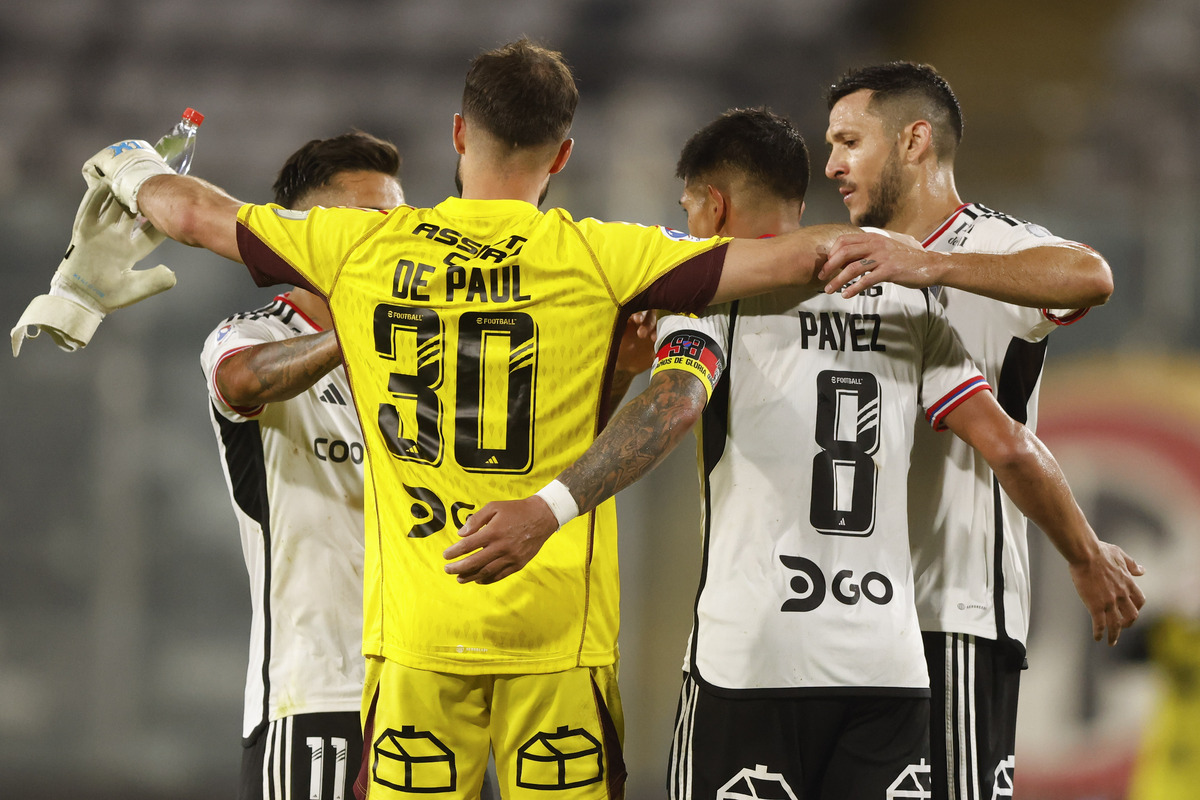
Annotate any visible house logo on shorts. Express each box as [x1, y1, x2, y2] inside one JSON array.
[[717, 764, 798, 800], [516, 726, 603, 790], [992, 755, 1015, 798], [372, 726, 456, 793], [886, 758, 932, 799]]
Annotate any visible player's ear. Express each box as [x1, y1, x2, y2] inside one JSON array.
[[904, 119, 934, 163], [707, 184, 729, 235], [798, 199, 806, 224], [452, 114, 467, 155], [548, 138, 573, 175]]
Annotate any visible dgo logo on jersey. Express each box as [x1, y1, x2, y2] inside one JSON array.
[[779, 555, 893, 612]]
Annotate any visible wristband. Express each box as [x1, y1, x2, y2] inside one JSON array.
[[535, 479, 580, 528]]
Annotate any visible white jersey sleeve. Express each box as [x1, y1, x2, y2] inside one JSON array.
[[924, 203, 1087, 343], [200, 311, 289, 421]]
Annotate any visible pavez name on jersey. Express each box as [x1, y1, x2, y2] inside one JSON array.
[[654, 282, 988, 695], [235, 197, 729, 674]]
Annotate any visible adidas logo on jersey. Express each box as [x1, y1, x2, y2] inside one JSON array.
[[319, 385, 347, 406], [486, 456, 499, 465]]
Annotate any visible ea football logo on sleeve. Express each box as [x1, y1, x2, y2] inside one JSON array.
[[659, 226, 704, 242]]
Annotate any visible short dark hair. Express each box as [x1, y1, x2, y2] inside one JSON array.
[[675, 107, 810, 203], [273, 131, 401, 208], [462, 38, 579, 148], [827, 62, 963, 161]]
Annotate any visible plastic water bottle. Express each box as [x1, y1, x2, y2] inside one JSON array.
[[134, 107, 204, 236]]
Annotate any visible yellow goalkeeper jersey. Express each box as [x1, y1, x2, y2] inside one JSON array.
[[236, 196, 729, 673]]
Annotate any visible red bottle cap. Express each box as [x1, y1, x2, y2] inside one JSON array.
[[182, 108, 205, 126]]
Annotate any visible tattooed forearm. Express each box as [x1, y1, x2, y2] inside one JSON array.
[[217, 330, 343, 406], [606, 368, 637, 412], [560, 370, 707, 514]]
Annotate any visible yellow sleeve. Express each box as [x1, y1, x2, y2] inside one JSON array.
[[570, 217, 730, 305], [236, 203, 397, 295]]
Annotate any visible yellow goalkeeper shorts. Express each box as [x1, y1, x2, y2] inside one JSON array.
[[357, 656, 625, 800]]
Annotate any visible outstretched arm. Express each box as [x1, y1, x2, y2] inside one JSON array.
[[821, 233, 1113, 309], [86, 141, 245, 263], [217, 330, 343, 408], [443, 369, 708, 584], [713, 223, 857, 303], [138, 174, 244, 263], [943, 391, 1145, 645]]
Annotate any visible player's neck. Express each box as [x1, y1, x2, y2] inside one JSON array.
[[458, 147, 552, 207], [724, 203, 802, 240], [889, 168, 962, 241], [459, 172, 548, 206]]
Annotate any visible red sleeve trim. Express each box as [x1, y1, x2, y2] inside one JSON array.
[[1042, 306, 1089, 326], [212, 345, 264, 418], [921, 204, 971, 248], [925, 376, 991, 431], [279, 293, 325, 332]]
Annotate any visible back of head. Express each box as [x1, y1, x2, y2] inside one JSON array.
[[273, 131, 402, 208], [462, 38, 579, 149], [826, 62, 963, 163], [676, 107, 810, 203]]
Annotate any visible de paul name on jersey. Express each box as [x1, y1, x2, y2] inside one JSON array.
[[393, 223, 533, 305]]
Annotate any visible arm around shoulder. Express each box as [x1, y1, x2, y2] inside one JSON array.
[[443, 368, 709, 584], [938, 242, 1113, 309], [713, 224, 856, 304]]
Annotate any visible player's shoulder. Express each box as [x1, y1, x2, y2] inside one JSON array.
[[942, 203, 1062, 251], [205, 297, 304, 345]]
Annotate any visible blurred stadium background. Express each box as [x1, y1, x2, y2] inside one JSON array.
[[1, 1, 1198, 798]]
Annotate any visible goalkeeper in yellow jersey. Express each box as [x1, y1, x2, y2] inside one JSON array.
[[75, 38, 868, 800]]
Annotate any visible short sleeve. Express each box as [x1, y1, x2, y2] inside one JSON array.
[[200, 315, 284, 421], [975, 220, 1089, 338], [918, 298, 991, 430], [236, 203, 395, 295], [572, 218, 730, 307]]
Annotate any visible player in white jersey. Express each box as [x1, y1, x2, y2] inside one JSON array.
[[820, 62, 1144, 800], [443, 108, 1144, 799], [202, 132, 404, 800]]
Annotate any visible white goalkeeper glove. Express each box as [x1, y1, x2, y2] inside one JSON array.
[[82, 139, 174, 215], [11, 172, 176, 356]]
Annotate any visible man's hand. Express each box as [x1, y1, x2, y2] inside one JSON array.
[[11, 178, 175, 355], [616, 310, 657, 374], [609, 310, 658, 408], [1068, 541, 1146, 645], [820, 230, 940, 298], [443, 497, 559, 584], [83, 140, 174, 215]]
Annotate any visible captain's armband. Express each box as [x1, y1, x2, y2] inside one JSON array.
[[652, 330, 726, 399]]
